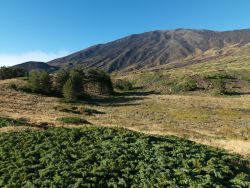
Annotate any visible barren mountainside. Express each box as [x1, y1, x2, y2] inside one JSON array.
[[13, 61, 58, 73], [47, 29, 250, 72]]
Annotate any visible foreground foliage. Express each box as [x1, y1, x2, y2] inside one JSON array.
[[0, 117, 24, 128], [0, 127, 249, 187]]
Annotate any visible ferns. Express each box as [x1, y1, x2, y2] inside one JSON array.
[[0, 127, 249, 187]]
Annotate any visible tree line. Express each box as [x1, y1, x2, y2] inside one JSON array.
[[0, 66, 27, 80], [28, 67, 113, 101]]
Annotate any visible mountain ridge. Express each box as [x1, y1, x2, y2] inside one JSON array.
[[13, 61, 58, 73], [13, 28, 250, 73], [47, 28, 250, 72]]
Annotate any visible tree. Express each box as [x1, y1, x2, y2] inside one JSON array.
[[86, 69, 113, 95], [29, 71, 40, 92], [39, 71, 51, 94], [69, 67, 85, 94], [0, 66, 26, 80], [62, 66, 87, 101], [53, 70, 69, 94], [63, 79, 77, 101]]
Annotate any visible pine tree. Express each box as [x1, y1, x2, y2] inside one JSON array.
[[53, 70, 69, 94], [39, 71, 51, 94], [29, 71, 40, 92], [63, 79, 77, 101]]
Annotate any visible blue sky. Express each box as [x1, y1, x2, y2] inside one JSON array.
[[1, 0, 250, 66]]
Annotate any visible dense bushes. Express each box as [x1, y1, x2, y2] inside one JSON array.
[[0, 127, 249, 187], [212, 78, 227, 95], [0, 66, 27, 80], [27, 67, 113, 101], [56, 117, 90, 124], [84, 69, 114, 95], [169, 76, 197, 93], [114, 79, 134, 91], [204, 72, 230, 95], [29, 71, 51, 94], [0, 117, 24, 128]]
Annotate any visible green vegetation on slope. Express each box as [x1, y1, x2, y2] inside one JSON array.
[[0, 66, 27, 80], [15, 67, 114, 101], [126, 44, 250, 95], [0, 127, 249, 187], [0, 117, 24, 128], [56, 117, 90, 125]]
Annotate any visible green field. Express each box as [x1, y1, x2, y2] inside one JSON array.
[[0, 127, 249, 187]]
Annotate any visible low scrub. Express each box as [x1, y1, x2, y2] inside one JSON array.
[[114, 79, 134, 91], [56, 117, 90, 125], [169, 76, 197, 93], [0, 127, 249, 187], [0, 117, 24, 128]]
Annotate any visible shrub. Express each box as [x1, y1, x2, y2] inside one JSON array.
[[114, 80, 134, 91], [0, 117, 24, 128], [179, 76, 197, 91], [86, 69, 113, 94], [212, 78, 227, 95], [0, 127, 249, 187], [169, 77, 197, 93]]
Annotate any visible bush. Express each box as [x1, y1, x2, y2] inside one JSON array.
[[114, 80, 134, 91], [0, 117, 24, 128], [179, 77, 197, 91], [169, 77, 197, 93], [212, 78, 227, 95], [56, 117, 89, 124], [86, 69, 113, 94]]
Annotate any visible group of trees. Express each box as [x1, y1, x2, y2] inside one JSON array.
[[0, 66, 27, 80], [28, 67, 113, 101]]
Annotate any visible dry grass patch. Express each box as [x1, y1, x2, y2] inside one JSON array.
[[1, 79, 250, 157]]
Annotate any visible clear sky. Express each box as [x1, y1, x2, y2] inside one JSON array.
[[1, 0, 250, 66]]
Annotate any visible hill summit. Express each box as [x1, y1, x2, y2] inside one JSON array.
[[47, 29, 250, 72]]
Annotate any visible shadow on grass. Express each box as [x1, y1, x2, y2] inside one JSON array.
[[0, 116, 53, 130], [79, 90, 158, 107], [115, 90, 159, 97], [225, 91, 250, 96]]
